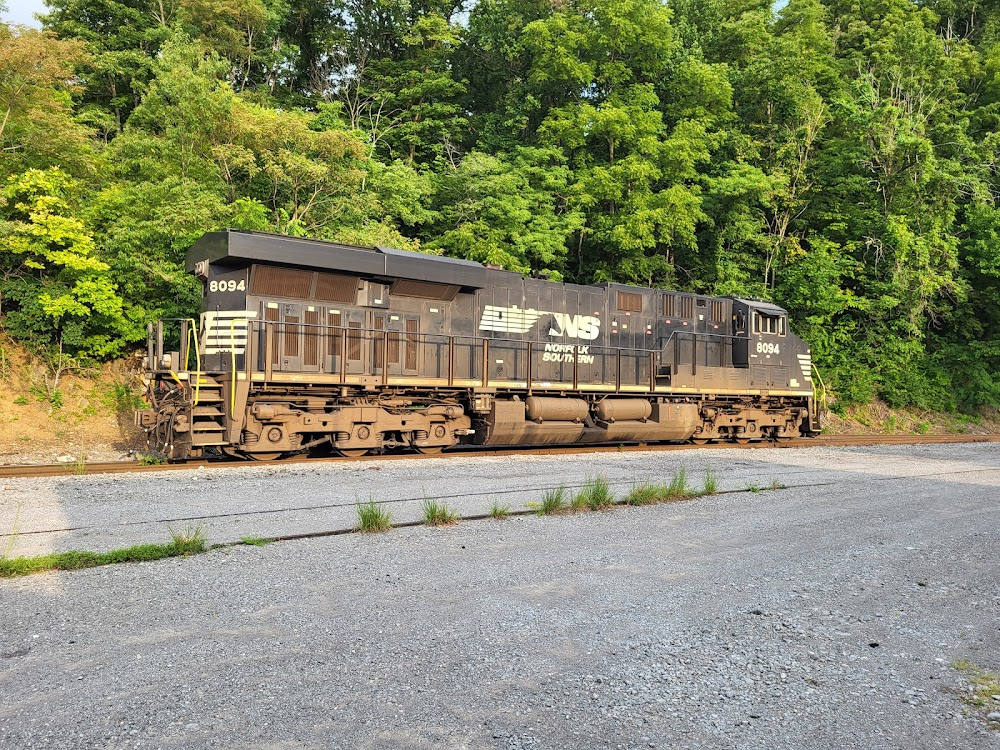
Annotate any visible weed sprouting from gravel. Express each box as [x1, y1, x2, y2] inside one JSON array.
[[574, 475, 614, 511], [0, 527, 212, 578], [702, 468, 719, 495], [529, 486, 567, 515], [240, 535, 273, 547], [167, 524, 208, 555], [488, 500, 510, 519], [421, 498, 459, 526], [356, 499, 393, 533], [624, 482, 665, 506], [769, 480, 787, 490], [666, 467, 690, 498], [137, 453, 166, 466], [744, 483, 762, 493], [625, 469, 696, 506], [954, 660, 1000, 727]]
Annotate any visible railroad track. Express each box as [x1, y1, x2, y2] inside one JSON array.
[[0, 433, 997, 480]]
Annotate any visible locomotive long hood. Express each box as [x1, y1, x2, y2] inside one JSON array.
[[186, 229, 491, 289]]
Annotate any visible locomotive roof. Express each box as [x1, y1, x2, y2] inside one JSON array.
[[734, 298, 788, 315], [186, 229, 493, 289]]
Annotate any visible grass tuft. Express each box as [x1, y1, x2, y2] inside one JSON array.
[[167, 524, 208, 555], [137, 453, 167, 466], [421, 498, 459, 526], [624, 482, 667, 506], [355, 499, 392, 533], [954, 660, 1000, 726], [488, 500, 510, 520], [574, 475, 615, 511], [666, 467, 689, 498], [625, 469, 697, 505], [702, 467, 719, 495], [528, 486, 567, 515]]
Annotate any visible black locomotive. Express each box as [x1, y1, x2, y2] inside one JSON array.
[[136, 230, 819, 459]]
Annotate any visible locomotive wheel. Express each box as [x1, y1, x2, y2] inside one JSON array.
[[690, 438, 712, 445], [247, 451, 283, 461], [336, 448, 369, 458], [413, 446, 444, 455]]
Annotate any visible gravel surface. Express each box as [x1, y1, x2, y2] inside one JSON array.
[[1, 443, 999, 749], [2, 443, 1000, 557]]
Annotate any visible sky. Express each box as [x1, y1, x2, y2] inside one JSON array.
[[3, 0, 46, 27]]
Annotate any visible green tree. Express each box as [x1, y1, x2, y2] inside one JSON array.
[[0, 24, 94, 176], [427, 148, 583, 275], [0, 169, 136, 359]]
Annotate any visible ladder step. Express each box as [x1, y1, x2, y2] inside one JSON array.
[[193, 406, 225, 416], [192, 424, 225, 432], [193, 438, 229, 446]]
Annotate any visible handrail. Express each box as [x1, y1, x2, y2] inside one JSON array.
[[182, 319, 777, 392], [239, 319, 661, 389], [185, 318, 201, 405], [658, 329, 743, 347], [244, 319, 668, 355]]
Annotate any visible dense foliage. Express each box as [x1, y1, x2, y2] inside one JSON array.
[[1, 0, 998, 409]]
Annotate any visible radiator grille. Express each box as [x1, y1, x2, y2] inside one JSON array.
[[251, 266, 313, 299], [315, 272, 358, 303]]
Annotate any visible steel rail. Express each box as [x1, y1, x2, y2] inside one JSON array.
[[0, 434, 998, 479]]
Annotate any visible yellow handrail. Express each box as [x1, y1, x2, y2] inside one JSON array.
[[185, 318, 201, 405], [811, 362, 828, 419], [230, 318, 245, 414]]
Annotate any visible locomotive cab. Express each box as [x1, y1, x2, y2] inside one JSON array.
[[732, 300, 787, 368]]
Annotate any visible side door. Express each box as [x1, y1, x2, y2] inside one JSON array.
[[261, 302, 303, 372], [371, 312, 422, 378]]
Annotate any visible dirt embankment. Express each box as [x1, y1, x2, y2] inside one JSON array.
[[0, 339, 144, 465]]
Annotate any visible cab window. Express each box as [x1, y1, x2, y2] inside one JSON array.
[[753, 311, 785, 336]]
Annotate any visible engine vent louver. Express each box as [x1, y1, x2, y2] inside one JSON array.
[[679, 296, 694, 319], [315, 272, 358, 303], [663, 294, 676, 317], [617, 291, 643, 312], [250, 266, 313, 299]]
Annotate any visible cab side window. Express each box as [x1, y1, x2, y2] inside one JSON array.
[[753, 312, 786, 336]]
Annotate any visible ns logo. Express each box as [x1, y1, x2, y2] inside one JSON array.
[[547, 312, 601, 341], [478, 305, 601, 341]]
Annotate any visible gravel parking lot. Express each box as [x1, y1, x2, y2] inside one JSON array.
[[1, 443, 999, 749]]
